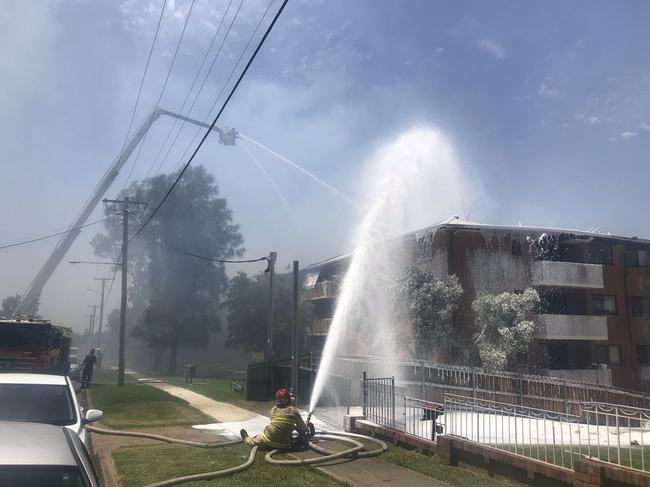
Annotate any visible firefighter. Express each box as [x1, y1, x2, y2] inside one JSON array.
[[240, 388, 312, 450], [80, 349, 97, 389]]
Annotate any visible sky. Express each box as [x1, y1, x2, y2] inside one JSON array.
[[1, 0, 650, 332]]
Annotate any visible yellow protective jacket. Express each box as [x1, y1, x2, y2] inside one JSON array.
[[259, 405, 308, 449]]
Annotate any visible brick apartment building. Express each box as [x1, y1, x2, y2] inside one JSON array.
[[302, 220, 650, 390]]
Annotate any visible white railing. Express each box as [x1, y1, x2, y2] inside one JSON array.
[[444, 394, 650, 472], [532, 260, 604, 288]]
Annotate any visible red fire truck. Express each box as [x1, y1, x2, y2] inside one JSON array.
[[0, 318, 72, 374]]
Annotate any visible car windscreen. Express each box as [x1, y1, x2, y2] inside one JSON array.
[[0, 384, 76, 425], [0, 466, 85, 487], [0, 324, 50, 352]]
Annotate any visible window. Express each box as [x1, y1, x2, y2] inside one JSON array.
[[596, 345, 622, 365], [632, 297, 650, 317], [511, 238, 523, 256], [637, 345, 650, 365], [589, 244, 613, 265], [626, 248, 650, 267], [592, 295, 617, 315]]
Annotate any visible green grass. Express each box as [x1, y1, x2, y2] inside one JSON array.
[[381, 445, 522, 487], [507, 444, 650, 471], [113, 443, 348, 487], [163, 376, 275, 417], [91, 369, 138, 385], [90, 383, 211, 429]]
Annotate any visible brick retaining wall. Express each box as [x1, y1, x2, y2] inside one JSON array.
[[352, 418, 650, 487]]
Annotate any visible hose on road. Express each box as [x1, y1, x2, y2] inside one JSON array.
[[88, 426, 386, 487]]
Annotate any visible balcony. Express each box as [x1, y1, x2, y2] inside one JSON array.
[[532, 261, 604, 288], [303, 280, 338, 301], [543, 367, 612, 386], [536, 314, 608, 340], [310, 318, 331, 336]]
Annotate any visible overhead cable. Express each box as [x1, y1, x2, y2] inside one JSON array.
[[0, 219, 107, 251], [169, 0, 273, 175], [120, 0, 169, 187], [147, 0, 239, 178], [127, 0, 197, 183], [130, 0, 289, 241]]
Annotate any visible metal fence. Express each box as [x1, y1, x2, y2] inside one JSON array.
[[403, 396, 445, 442], [362, 374, 399, 429], [444, 393, 650, 472]]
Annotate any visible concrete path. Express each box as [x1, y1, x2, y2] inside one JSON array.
[[135, 374, 450, 487]]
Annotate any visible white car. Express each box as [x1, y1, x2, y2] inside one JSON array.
[[0, 373, 102, 444]]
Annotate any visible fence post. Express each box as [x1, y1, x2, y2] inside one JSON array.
[[391, 376, 396, 428], [362, 371, 367, 417], [563, 380, 568, 415], [421, 363, 426, 400]]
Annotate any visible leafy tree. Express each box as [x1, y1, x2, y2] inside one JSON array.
[[472, 288, 540, 371], [92, 165, 243, 374], [224, 271, 312, 359], [1, 295, 21, 317], [396, 266, 463, 359]]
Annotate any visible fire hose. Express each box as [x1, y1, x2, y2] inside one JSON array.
[[86, 425, 387, 487]]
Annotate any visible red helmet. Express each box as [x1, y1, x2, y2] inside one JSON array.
[[275, 388, 291, 406]]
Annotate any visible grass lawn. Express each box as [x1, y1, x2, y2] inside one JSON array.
[[510, 443, 650, 472], [113, 443, 347, 487], [163, 376, 275, 417], [381, 444, 522, 487], [90, 383, 211, 429]]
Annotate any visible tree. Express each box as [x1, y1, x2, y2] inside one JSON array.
[[1, 295, 21, 317], [224, 271, 312, 359], [396, 266, 463, 359], [472, 288, 540, 371], [92, 165, 243, 375]]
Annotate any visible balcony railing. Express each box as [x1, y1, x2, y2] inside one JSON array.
[[302, 280, 338, 301], [536, 314, 608, 340], [532, 260, 604, 288]]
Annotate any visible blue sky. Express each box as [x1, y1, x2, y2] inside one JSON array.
[[1, 0, 649, 329]]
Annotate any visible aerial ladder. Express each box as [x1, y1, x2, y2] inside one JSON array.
[[15, 109, 237, 316]]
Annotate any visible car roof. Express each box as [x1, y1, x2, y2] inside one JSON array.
[[0, 373, 68, 385], [0, 422, 77, 466]]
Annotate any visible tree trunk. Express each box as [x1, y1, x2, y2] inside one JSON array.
[[168, 336, 178, 376]]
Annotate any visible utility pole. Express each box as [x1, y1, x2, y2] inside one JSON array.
[[85, 313, 94, 335], [87, 305, 97, 334], [94, 277, 111, 350], [291, 260, 299, 401], [266, 251, 277, 362], [103, 197, 146, 386]]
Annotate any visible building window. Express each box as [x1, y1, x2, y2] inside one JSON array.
[[511, 238, 523, 256], [589, 244, 613, 265], [632, 297, 650, 317], [626, 248, 650, 267], [596, 345, 622, 365], [592, 295, 617, 315], [637, 346, 650, 365]]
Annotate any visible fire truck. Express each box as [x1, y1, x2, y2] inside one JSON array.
[[0, 317, 72, 374]]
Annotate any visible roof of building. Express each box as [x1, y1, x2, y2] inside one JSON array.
[[0, 422, 77, 466], [304, 217, 650, 270]]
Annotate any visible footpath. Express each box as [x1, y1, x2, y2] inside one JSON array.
[[136, 374, 449, 487]]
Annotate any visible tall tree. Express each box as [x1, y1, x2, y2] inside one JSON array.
[[224, 271, 312, 359], [396, 266, 463, 359], [1, 295, 21, 317], [92, 165, 243, 374], [472, 288, 540, 371]]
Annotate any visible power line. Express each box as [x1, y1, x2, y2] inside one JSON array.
[[144, 224, 268, 264], [169, 0, 273, 176], [131, 0, 289, 241], [150, 0, 243, 178], [0, 219, 107, 251], [120, 0, 169, 187], [127, 0, 197, 183], [146, 0, 238, 178]]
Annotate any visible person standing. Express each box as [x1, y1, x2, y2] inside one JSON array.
[[80, 349, 97, 389]]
